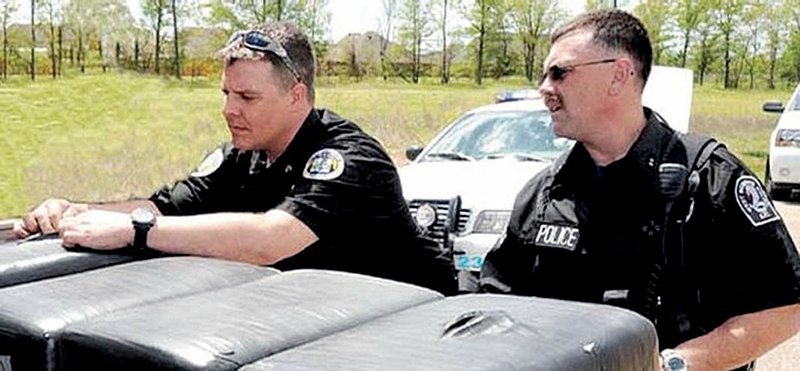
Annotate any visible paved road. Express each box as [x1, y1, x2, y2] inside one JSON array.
[[754, 201, 800, 371]]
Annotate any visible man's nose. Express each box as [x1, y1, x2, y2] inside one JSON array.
[[222, 96, 237, 117], [538, 78, 553, 96]]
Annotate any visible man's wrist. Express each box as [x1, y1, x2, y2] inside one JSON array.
[[131, 207, 156, 249]]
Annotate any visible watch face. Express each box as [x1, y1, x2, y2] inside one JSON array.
[[666, 356, 687, 371], [131, 208, 155, 224]]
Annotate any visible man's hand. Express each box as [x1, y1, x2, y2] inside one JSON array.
[[59, 210, 133, 250], [14, 198, 88, 238]]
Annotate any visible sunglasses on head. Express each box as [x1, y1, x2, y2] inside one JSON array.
[[227, 30, 302, 82], [539, 58, 618, 85]]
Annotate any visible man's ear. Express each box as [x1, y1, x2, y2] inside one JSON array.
[[288, 83, 308, 110], [608, 59, 634, 96]]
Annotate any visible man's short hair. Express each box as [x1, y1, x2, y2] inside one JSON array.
[[552, 9, 652, 91], [218, 21, 316, 103]]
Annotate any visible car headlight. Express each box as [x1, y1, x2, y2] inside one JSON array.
[[472, 210, 511, 234], [414, 203, 437, 229], [776, 129, 800, 148]]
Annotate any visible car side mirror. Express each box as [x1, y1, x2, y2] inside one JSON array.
[[406, 146, 424, 161], [763, 101, 785, 113]]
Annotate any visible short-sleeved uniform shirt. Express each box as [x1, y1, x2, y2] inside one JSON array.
[[150, 109, 455, 294], [480, 108, 800, 348]]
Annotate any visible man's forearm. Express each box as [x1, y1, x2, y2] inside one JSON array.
[[145, 209, 317, 266], [89, 200, 161, 215], [675, 303, 800, 370]]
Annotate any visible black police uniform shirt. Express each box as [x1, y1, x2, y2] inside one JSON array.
[[480, 107, 800, 347], [150, 109, 454, 294]]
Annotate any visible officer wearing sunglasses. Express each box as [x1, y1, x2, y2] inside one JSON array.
[[480, 9, 800, 371], [14, 22, 456, 295]]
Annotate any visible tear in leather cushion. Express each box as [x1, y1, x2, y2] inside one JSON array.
[[0, 238, 147, 288], [0, 256, 277, 371], [243, 294, 658, 371], [59, 270, 443, 371]]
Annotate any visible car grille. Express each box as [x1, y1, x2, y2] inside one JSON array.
[[408, 199, 471, 243]]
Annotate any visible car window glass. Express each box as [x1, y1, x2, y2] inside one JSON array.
[[791, 93, 800, 111], [423, 110, 573, 161]]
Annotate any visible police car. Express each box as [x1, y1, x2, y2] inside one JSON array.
[[399, 66, 694, 290], [399, 98, 570, 279], [763, 82, 800, 200]]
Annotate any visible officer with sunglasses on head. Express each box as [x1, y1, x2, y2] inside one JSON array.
[[14, 22, 456, 295], [480, 9, 800, 371]]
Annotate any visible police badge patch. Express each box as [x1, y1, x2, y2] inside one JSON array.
[[190, 148, 224, 178], [735, 175, 780, 227], [303, 149, 345, 180]]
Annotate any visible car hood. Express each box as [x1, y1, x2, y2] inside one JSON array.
[[777, 110, 800, 129], [398, 159, 551, 210]]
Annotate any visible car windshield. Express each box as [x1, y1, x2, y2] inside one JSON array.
[[421, 110, 573, 162], [791, 92, 800, 111]]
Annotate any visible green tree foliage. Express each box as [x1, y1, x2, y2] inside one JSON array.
[[634, 0, 673, 66], [673, 0, 710, 68], [508, 0, 561, 83]]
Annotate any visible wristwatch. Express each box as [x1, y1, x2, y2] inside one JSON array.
[[131, 207, 156, 250], [660, 349, 688, 371]]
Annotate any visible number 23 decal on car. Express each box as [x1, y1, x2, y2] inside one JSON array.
[[455, 254, 484, 272]]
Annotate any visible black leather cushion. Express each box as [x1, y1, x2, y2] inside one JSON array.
[[0, 256, 277, 370], [0, 238, 146, 288], [59, 270, 443, 371], [244, 294, 658, 371]]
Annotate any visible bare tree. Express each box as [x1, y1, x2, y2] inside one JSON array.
[[740, 1, 765, 89], [440, 0, 448, 84], [468, 0, 492, 85], [398, 0, 430, 84], [30, 0, 35, 80], [2, 0, 18, 81], [712, 0, 744, 89], [378, 0, 397, 81], [37, 0, 61, 79], [143, 0, 168, 74], [171, 0, 179, 78], [693, 14, 719, 86]]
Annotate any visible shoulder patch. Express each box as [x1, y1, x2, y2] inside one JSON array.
[[191, 148, 224, 178], [735, 175, 780, 227], [303, 149, 345, 180]]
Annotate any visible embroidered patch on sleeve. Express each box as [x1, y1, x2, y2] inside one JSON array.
[[735, 175, 780, 227], [303, 149, 345, 180], [190, 148, 224, 178]]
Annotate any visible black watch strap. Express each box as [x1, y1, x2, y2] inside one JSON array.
[[132, 223, 152, 250]]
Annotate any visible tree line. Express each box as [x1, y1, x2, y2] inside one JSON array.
[[1, 0, 799, 89]]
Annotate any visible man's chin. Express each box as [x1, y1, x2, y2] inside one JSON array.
[[231, 138, 255, 151]]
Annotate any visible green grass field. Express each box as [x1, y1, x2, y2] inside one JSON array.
[[0, 73, 793, 218]]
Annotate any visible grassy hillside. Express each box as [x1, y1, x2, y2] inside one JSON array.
[[0, 73, 792, 217]]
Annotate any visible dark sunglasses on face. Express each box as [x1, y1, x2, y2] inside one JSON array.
[[226, 30, 302, 82], [539, 58, 618, 85]]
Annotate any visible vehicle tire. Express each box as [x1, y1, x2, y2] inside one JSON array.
[[765, 161, 789, 201]]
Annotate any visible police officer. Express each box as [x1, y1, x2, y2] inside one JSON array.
[[480, 10, 800, 371], [14, 22, 455, 295]]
